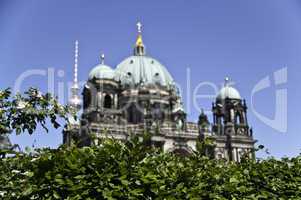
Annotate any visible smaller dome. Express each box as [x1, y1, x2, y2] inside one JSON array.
[[217, 86, 241, 100], [88, 64, 115, 80]]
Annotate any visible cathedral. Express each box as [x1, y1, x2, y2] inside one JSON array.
[[64, 22, 256, 162]]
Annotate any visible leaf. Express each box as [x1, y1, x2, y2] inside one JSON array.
[[55, 174, 65, 185], [53, 191, 60, 199], [230, 177, 239, 183], [22, 186, 33, 196]]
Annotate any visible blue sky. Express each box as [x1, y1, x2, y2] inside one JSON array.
[[0, 0, 300, 158]]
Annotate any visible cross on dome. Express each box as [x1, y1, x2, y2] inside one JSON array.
[[137, 21, 142, 33], [134, 21, 145, 55]]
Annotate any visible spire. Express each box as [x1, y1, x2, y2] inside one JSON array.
[[134, 21, 145, 56], [69, 40, 81, 112]]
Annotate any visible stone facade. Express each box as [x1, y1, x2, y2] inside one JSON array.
[[64, 23, 256, 162]]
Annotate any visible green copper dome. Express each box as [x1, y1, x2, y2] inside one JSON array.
[[89, 64, 115, 80], [114, 27, 175, 87], [114, 55, 174, 87]]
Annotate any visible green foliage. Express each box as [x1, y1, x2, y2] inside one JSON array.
[[0, 88, 71, 135], [0, 138, 300, 199], [0, 88, 300, 199]]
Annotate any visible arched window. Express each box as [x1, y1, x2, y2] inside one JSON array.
[[127, 104, 143, 124], [239, 112, 245, 124], [83, 88, 91, 109], [235, 112, 244, 124], [104, 94, 112, 109], [128, 104, 135, 123], [153, 103, 162, 120], [235, 113, 240, 124]]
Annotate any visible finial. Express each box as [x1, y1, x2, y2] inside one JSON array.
[[134, 21, 145, 55], [137, 21, 142, 34], [224, 77, 230, 86], [74, 40, 79, 84], [100, 53, 105, 64]]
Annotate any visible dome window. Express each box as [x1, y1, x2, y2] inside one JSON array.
[[127, 72, 132, 76], [151, 60, 154, 64], [130, 60, 134, 64], [155, 72, 159, 76]]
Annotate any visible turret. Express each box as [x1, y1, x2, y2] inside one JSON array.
[[212, 77, 256, 162]]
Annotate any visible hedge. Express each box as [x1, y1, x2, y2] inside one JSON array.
[[0, 137, 300, 200]]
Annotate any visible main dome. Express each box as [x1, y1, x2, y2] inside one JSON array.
[[114, 25, 176, 87], [114, 55, 174, 87]]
